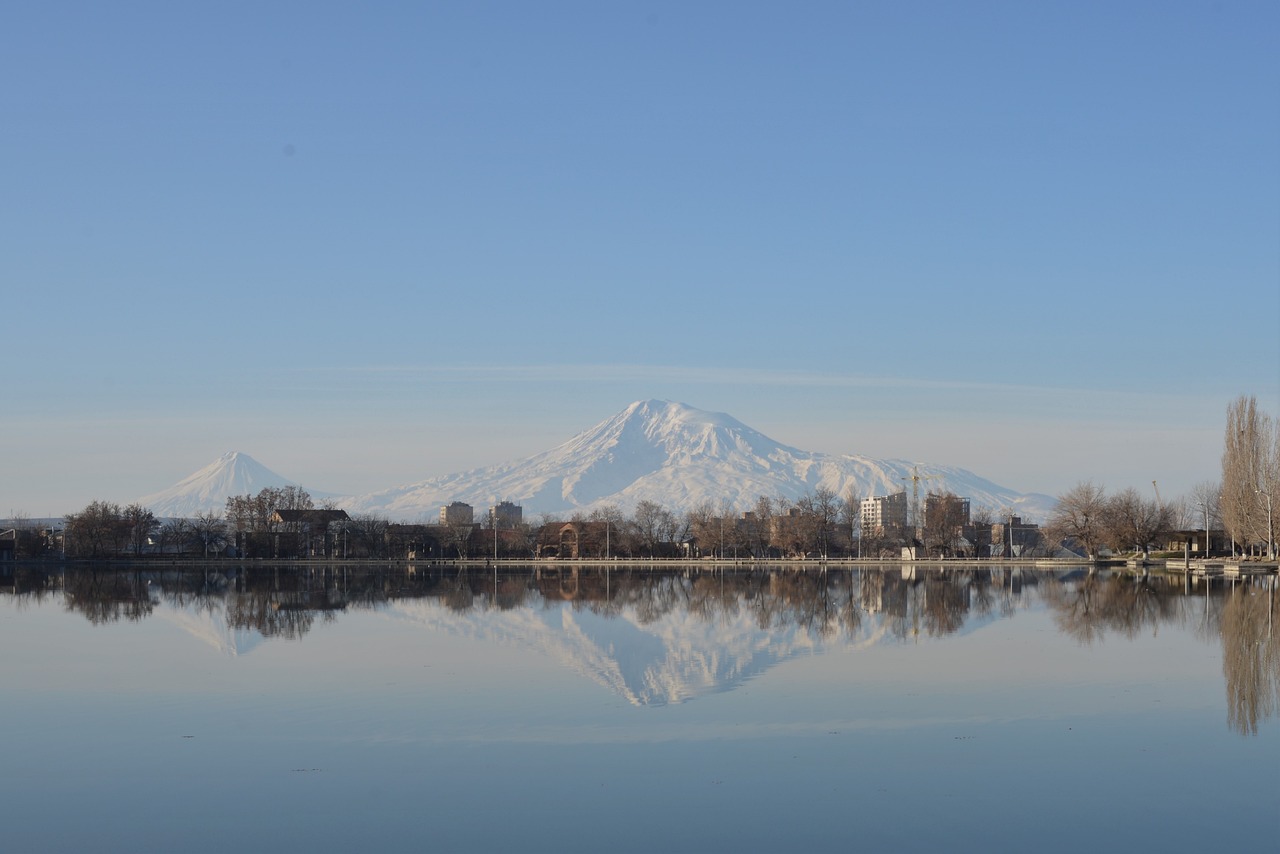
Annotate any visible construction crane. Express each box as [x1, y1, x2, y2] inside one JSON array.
[[1152, 480, 1163, 509], [901, 466, 939, 532]]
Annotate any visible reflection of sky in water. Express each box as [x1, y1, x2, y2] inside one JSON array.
[[0, 570, 1275, 853]]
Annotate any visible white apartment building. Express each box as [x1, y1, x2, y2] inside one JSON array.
[[860, 491, 908, 535]]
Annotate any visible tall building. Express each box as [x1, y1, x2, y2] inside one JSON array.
[[488, 501, 523, 528], [924, 493, 970, 529], [440, 501, 474, 526], [861, 492, 908, 536]]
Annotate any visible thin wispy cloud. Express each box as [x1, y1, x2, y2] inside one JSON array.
[[312, 363, 1188, 409]]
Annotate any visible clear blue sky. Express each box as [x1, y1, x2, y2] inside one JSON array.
[[3, 1, 1277, 515]]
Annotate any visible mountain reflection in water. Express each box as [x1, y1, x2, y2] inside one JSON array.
[[3, 564, 1276, 731]]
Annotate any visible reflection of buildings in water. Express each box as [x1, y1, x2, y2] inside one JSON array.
[[536, 566, 611, 602]]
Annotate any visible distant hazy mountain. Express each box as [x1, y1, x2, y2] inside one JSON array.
[[137, 451, 312, 518], [344, 399, 1055, 521]]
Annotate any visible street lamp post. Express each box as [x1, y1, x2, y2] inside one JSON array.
[[1200, 501, 1210, 558]]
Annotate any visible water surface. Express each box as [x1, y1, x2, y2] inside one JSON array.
[[2, 565, 1275, 852]]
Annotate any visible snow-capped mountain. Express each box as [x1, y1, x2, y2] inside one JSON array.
[[139, 402, 1054, 521], [137, 451, 316, 517], [345, 399, 1055, 521]]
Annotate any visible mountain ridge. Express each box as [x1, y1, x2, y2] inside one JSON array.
[[138, 401, 1056, 520]]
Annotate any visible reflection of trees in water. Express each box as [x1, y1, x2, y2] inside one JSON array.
[[23, 564, 1280, 733], [63, 569, 154, 624], [1, 567, 59, 608], [1220, 581, 1279, 736], [224, 593, 320, 640], [1041, 573, 1179, 645], [1039, 572, 1278, 735]]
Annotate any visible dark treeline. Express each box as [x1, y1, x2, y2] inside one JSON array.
[[44, 488, 1043, 562]]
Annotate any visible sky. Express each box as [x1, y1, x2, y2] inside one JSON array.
[[3, 0, 1278, 516]]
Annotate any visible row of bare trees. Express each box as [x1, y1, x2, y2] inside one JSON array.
[[224, 486, 315, 533], [1044, 483, 1174, 559], [61, 500, 230, 559], [1043, 395, 1278, 560], [63, 501, 160, 558], [585, 491, 855, 559]]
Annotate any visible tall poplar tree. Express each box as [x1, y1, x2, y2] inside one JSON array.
[[1220, 395, 1278, 557]]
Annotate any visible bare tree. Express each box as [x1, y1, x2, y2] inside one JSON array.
[[805, 487, 842, 558], [123, 504, 159, 556], [440, 519, 476, 559], [970, 505, 995, 558], [745, 496, 777, 558], [1045, 481, 1107, 559], [346, 514, 389, 559], [630, 500, 673, 556], [189, 511, 228, 558], [922, 491, 968, 558], [685, 500, 717, 557], [156, 518, 189, 556], [588, 504, 626, 557], [1172, 479, 1222, 545], [65, 501, 128, 558], [1221, 395, 1278, 556], [6, 512, 48, 558], [1100, 487, 1173, 558]]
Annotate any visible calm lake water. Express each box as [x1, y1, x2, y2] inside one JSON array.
[[1, 564, 1275, 853]]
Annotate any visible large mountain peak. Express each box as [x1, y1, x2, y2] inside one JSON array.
[[346, 401, 1054, 520], [563, 400, 789, 464]]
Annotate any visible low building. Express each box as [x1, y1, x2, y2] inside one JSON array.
[[1160, 529, 1230, 557], [386, 524, 442, 560], [535, 521, 611, 559], [268, 509, 351, 558]]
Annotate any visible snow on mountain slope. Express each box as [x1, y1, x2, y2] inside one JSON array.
[[137, 451, 322, 517], [345, 400, 1055, 521]]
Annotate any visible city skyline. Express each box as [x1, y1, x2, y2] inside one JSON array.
[[4, 2, 1277, 515]]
